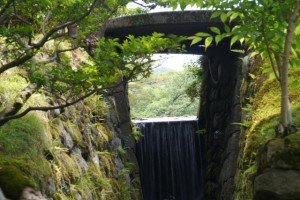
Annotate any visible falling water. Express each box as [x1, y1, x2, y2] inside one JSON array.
[[134, 117, 204, 200]]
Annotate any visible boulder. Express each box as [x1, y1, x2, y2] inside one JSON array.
[[254, 169, 300, 200]]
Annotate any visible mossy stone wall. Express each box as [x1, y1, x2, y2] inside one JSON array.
[[0, 73, 140, 199]]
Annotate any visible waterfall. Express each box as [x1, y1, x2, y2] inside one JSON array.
[[134, 117, 204, 200]]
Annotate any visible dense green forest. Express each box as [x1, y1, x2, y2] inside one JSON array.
[[129, 64, 201, 118]]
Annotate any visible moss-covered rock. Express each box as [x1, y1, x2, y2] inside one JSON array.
[[0, 166, 32, 199]]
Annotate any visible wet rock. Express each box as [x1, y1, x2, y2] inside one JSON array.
[[254, 169, 300, 200], [110, 137, 122, 150], [114, 158, 124, 175], [76, 193, 83, 200], [47, 178, 56, 196], [60, 131, 74, 150]]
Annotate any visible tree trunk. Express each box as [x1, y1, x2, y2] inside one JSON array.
[[279, 0, 300, 133]]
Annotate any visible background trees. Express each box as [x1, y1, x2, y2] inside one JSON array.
[[129, 64, 201, 118]]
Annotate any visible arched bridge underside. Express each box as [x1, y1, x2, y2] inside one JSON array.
[[105, 11, 243, 200], [104, 10, 236, 54]]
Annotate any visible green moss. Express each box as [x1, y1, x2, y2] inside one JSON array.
[[0, 114, 52, 195], [0, 114, 46, 155], [0, 73, 28, 111], [54, 189, 75, 200], [235, 66, 300, 199], [83, 94, 107, 120], [0, 166, 33, 199]]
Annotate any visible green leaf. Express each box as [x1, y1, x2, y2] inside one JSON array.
[[268, 72, 276, 81], [231, 49, 245, 53], [220, 12, 227, 23], [248, 73, 256, 79], [179, 0, 187, 9], [295, 24, 300, 35], [249, 51, 259, 58], [195, 32, 211, 37], [170, 1, 178, 9], [210, 27, 221, 35], [189, 37, 202, 46], [230, 35, 239, 48], [239, 38, 245, 45], [224, 24, 231, 33], [226, 11, 234, 17], [215, 35, 223, 45], [229, 13, 239, 23], [290, 80, 300, 89], [205, 36, 213, 50], [211, 11, 222, 19]]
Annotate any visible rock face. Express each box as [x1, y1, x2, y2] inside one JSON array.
[[253, 136, 300, 200], [254, 169, 300, 200], [0, 94, 140, 199], [198, 50, 243, 200]]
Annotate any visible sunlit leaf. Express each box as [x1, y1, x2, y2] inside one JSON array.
[[248, 73, 256, 79], [211, 11, 222, 19], [231, 49, 245, 53], [230, 13, 239, 23], [224, 24, 231, 33], [210, 27, 221, 35], [230, 35, 239, 48], [189, 37, 203, 46], [205, 37, 213, 50], [249, 51, 259, 58], [295, 24, 300, 35], [195, 32, 211, 37], [215, 35, 223, 45], [220, 12, 227, 23]]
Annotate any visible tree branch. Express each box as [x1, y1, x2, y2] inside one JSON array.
[[0, 79, 125, 126], [0, 83, 37, 120], [0, 54, 33, 74], [32, 0, 98, 49], [260, 11, 281, 81], [0, 0, 98, 74], [261, 30, 281, 81], [37, 47, 79, 64]]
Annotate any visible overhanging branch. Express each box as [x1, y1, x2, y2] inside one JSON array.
[[0, 0, 98, 74], [0, 79, 125, 126]]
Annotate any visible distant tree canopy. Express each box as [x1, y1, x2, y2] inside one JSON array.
[[129, 62, 202, 118]]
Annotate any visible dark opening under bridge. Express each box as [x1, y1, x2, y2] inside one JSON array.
[[105, 11, 243, 200]]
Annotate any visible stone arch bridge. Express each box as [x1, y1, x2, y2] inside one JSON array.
[[104, 11, 243, 200]]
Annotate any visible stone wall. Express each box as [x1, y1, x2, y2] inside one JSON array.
[[198, 50, 243, 200], [0, 92, 140, 199]]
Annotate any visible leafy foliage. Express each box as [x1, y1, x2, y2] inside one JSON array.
[[187, 0, 300, 133], [0, 0, 185, 125], [129, 66, 200, 118]]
